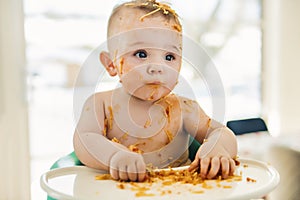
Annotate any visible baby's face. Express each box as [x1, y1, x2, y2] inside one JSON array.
[[108, 7, 182, 101]]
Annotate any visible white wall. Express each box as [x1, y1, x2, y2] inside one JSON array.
[[263, 0, 300, 136], [0, 0, 31, 199]]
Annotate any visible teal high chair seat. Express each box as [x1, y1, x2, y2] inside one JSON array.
[[50, 151, 82, 170]]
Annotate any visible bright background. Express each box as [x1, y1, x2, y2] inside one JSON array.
[[1, 0, 300, 199], [24, 0, 262, 188]]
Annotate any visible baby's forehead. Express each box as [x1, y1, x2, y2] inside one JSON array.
[[107, 27, 182, 55], [108, 6, 181, 38]]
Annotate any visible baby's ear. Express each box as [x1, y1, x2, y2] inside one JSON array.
[[99, 51, 117, 76]]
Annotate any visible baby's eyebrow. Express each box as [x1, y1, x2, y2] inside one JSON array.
[[162, 44, 181, 55], [168, 45, 181, 53], [127, 41, 181, 53], [128, 41, 144, 47]]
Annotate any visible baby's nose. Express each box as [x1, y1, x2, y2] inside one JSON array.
[[147, 65, 163, 75]]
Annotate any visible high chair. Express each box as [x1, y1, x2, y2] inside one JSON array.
[[226, 117, 268, 135], [46, 117, 268, 200]]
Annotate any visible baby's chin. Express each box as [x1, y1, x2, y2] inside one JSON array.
[[130, 87, 172, 102]]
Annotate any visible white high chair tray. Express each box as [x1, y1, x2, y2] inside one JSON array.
[[40, 158, 279, 200]]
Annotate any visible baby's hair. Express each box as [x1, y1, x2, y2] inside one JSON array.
[[107, 0, 182, 37]]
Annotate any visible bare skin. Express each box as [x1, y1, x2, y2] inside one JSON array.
[[73, 4, 238, 182]]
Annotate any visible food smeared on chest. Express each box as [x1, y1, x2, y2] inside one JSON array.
[[157, 96, 174, 124], [107, 94, 182, 153], [108, 106, 114, 130], [182, 99, 196, 113], [144, 119, 151, 128], [111, 134, 145, 154], [102, 105, 115, 136], [102, 118, 108, 136], [111, 137, 121, 143], [164, 129, 173, 144], [128, 144, 144, 154], [119, 57, 124, 75], [207, 118, 211, 128]]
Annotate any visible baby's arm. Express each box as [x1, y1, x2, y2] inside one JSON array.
[[73, 94, 146, 181], [181, 98, 237, 179]]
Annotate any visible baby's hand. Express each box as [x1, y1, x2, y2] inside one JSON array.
[[109, 150, 146, 182], [189, 137, 236, 179], [189, 151, 236, 179]]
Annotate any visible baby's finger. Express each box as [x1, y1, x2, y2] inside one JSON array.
[[200, 157, 210, 178], [207, 157, 220, 179], [188, 157, 199, 172], [127, 164, 138, 181], [110, 167, 119, 180], [136, 160, 146, 182], [118, 165, 129, 181], [220, 157, 230, 179], [229, 158, 236, 175]]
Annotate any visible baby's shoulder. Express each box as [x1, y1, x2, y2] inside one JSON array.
[[84, 90, 113, 107], [161, 94, 200, 112], [176, 95, 200, 108]]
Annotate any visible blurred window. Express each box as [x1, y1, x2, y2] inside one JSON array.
[[25, 0, 262, 182]]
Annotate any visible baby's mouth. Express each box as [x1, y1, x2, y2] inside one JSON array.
[[145, 80, 163, 85]]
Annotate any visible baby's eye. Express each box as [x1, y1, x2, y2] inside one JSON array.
[[165, 54, 175, 61], [134, 50, 147, 59]]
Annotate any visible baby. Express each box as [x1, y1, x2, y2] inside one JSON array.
[[73, 0, 237, 182]]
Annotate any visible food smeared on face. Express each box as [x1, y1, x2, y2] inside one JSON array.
[[148, 85, 159, 100]]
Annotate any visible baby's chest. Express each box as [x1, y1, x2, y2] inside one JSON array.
[[108, 122, 184, 153], [106, 95, 183, 152], [106, 98, 184, 152]]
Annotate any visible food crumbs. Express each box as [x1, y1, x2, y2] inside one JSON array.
[[102, 127, 107, 136], [164, 129, 173, 143], [173, 24, 182, 32], [117, 183, 125, 189], [234, 158, 240, 166], [135, 191, 155, 197], [95, 164, 252, 197], [111, 137, 121, 143], [108, 106, 113, 130], [128, 144, 143, 154], [119, 57, 124, 75], [95, 174, 112, 180], [192, 190, 204, 194], [165, 106, 171, 123], [144, 120, 151, 128], [162, 181, 173, 186], [207, 118, 211, 128], [120, 132, 128, 140], [246, 177, 257, 182], [148, 86, 158, 100]]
